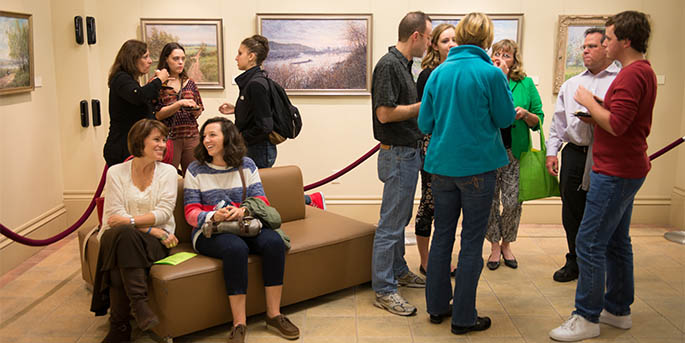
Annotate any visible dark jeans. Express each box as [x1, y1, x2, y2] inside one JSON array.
[[426, 171, 496, 327], [560, 143, 588, 262], [195, 229, 285, 295], [573, 171, 644, 323], [248, 140, 277, 169]]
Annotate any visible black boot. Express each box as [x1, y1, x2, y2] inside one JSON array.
[[102, 271, 132, 343], [553, 254, 579, 282], [119, 268, 159, 331]]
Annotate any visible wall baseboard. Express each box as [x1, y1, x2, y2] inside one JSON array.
[[0, 205, 67, 276], [670, 187, 685, 229], [63, 191, 100, 230], [326, 196, 673, 226]]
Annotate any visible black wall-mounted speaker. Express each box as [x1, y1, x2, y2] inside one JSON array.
[[74, 16, 84, 45], [86, 16, 96, 45], [80, 100, 89, 127], [91, 99, 101, 126]]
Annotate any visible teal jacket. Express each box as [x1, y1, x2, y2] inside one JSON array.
[[418, 45, 516, 177], [508, 77, 544, 160]]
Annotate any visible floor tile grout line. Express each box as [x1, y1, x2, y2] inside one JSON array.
[[0, 268, 80, 330]]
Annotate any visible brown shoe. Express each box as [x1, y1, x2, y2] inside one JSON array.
[[265, 314, 300, 339], [227, 324, 246, 343]]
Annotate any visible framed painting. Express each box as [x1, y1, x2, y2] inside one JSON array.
[[412, 14, 523, 79], [553, 15, 610, 93], [140, 18, 225, 89], [0, 11, 34, 95], [257, 13, 372, 95]]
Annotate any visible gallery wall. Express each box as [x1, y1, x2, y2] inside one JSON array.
[[1, 0, 684, 274]]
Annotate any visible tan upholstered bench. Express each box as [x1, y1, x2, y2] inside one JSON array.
[[78, 165, 376, 341]]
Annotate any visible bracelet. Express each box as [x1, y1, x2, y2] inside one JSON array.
[[147, 227, 152, 234], [129, 216, 135, 227]]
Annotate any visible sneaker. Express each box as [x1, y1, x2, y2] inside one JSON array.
[[307, 192, 326, 210], [398, 270, 426, 288], [374, 292, 417, 316], [265, 314, 300, 339], [227, 324, 246, 343], [549, 314, 600, 341], [599, 310, 632, 329], [451, 316, 492, 334]]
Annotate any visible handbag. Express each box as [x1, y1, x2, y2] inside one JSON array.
[[518, 129, 561, 202], [201, 163, 262, 238]]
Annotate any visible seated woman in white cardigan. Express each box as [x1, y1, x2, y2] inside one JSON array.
[[90, 119, 179, 343]]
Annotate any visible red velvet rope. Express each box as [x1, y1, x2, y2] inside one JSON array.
[[1, 135, 683, 247], [304, 144, 380, 191], [0, 165, 108, 246]]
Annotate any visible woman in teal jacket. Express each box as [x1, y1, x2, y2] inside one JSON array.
[[419, 12, 515, 333], [485, 39, 544, 270]]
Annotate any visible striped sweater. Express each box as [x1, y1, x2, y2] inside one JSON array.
[[183, 157, 269, 250]]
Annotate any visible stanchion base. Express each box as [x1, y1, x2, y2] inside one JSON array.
[[664, 231, 685, 245]]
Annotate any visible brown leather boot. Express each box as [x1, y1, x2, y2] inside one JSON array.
[[102, 271, 132, 343], [119, 268, 159, 331]]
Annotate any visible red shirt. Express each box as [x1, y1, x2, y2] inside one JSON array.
[[592, 60, 656, 179]]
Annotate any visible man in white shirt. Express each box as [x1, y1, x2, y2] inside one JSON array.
[[546, 27, 619, 282]]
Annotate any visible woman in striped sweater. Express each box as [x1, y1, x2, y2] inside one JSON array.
[[183, 117, 299, 343]]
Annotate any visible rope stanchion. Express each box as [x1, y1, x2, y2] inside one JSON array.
[[304, 144, 380, 191], [0, 165, 108, 246]]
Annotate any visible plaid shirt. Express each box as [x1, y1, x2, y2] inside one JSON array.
[[153, 78, 204, 139]]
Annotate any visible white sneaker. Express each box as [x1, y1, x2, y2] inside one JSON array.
[[549, 314, 600, 341], [599, 309, 632, 329]]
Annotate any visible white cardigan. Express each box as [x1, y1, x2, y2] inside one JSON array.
[[100, 160, 177, 238]]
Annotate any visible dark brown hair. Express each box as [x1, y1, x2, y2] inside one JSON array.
[[127, 119, 169, 158], [241, 35, 269, 66], [108, 39, 148, 86], [606, 11, 650, 53], [584, 27, 606, 43], [194, 117, 247, 167], [156, 42, 188, 80], [398, 11, 431, 42]]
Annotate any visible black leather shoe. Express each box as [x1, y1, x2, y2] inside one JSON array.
[[503, 258, 518, 269], [451, 316, 492, 334], [486, 261, 500, 270], [553, 265, 578, 282], [429, 304, 452, 324]]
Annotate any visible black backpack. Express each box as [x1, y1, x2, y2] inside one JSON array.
[[254, 76, 302, 140]]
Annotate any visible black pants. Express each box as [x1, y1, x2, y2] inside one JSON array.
[[559, 143, 588, 261]]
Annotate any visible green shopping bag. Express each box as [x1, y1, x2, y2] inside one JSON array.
[[518, 130, 560, 202]]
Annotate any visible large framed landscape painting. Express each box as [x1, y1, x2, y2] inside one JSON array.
[[413, 14, 523, 79], [553, 15, 610, 93], [0, 11, 34, 95], [140, 18, 225, 89], [257, 13, 372, 95]]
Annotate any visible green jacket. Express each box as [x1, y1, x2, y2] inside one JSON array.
[[509, 77, 544, 160], [242, 197, 291, 249]]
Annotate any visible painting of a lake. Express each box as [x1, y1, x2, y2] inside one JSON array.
[[258, 14, 372, 95]]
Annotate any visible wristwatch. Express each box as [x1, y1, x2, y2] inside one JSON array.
[[129, 216, 136, 227]]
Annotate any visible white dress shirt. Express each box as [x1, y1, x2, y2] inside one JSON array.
[[546, 63, 620, 156]]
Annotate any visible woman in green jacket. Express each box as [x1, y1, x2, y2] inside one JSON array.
[[486, 39, 544, 270]]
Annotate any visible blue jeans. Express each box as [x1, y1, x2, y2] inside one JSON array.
[[372, 145, 421, 294], [426, 171, 496, 327], [195, 229, 286, 295], [573, 171, 645, 323], [248, 140, 277, 169]]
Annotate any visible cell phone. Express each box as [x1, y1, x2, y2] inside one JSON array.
[[574, 111, 591, 118]]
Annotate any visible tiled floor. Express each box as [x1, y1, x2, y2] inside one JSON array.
[[0, 225, 683, 342]]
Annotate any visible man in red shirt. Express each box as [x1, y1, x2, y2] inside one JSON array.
[[549, 11, 657, 342]]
